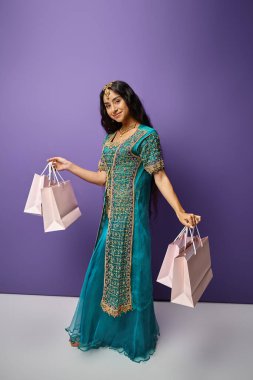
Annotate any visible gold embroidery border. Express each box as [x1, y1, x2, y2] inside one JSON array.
[[145, 159, 165, 174]]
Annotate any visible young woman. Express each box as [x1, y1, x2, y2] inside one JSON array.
[[47, 80, 201, 363]]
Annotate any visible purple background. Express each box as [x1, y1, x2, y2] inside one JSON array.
[[0, 0, 252, 303]]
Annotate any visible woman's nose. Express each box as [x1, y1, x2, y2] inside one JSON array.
[[112, 104, 118, 113]]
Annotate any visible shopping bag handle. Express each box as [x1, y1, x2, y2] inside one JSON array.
[[40, 162, 65, 186], [192, 224, 203, 247], [49, 163, 66, 186], [174, 224, 203, 255], [173, 225, 188, 242], [185, 225, 203, 254], [40, 162, 51, 176], [50, 163, 65, 185], [174, 224, 202, 243], [40, 162, 55, 185], [186, 227, 197, 255]]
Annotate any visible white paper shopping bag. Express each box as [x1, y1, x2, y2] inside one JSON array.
[[24, 162, 55, 215], [41, 163, 82, 232], [156, 226, 193, 288]]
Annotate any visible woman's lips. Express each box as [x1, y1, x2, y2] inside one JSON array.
[[114, 112, 122, 118]]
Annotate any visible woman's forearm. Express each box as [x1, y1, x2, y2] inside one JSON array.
[[67, 162, 106, 186], [154, 170, 185, 214]]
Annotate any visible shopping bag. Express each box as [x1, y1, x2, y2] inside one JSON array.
[[24, 162, 56, 215], [156, 226, 193, 288], [171, 225, 213, 308], [41, 162, 82, 232]]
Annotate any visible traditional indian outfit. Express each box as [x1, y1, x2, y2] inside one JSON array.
[[65, 124, 165, 363]]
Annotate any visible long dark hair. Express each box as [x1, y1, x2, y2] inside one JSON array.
[[99, 80, 160, 219]]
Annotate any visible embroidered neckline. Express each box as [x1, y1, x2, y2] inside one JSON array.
[[106, 124, 142, 147]]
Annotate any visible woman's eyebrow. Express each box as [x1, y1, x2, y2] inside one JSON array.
[[104, 95, 121, 105]]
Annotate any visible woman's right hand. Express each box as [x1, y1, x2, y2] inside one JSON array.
[[46, 157, 72, 171]]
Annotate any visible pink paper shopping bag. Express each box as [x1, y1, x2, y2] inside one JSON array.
[[156, 226, 193, 288], [24, 162, 56, 216], [171, 225, 213, 308], [41, 162, 82, 232]]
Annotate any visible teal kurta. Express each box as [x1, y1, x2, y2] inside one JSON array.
[[65, 124, 165, 363]]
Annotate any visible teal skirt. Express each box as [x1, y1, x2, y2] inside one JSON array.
[[65, 216, 160, 363]]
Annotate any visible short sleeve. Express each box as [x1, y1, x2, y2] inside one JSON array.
[[138, 130, 165, 174], [97, 134, 108, 172]]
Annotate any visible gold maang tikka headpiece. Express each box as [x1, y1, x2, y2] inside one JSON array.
[[102, 81, 114, 99]]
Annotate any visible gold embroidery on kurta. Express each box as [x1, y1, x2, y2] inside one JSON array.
[[96, 127, 165, 318], [145, 159, 165, 174], [100, 129, 149, 317]]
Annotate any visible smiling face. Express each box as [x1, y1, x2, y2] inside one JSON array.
[[103, 89, 130, 123]]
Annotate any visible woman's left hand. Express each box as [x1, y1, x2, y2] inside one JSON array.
[[176, 211, 201, 228]]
